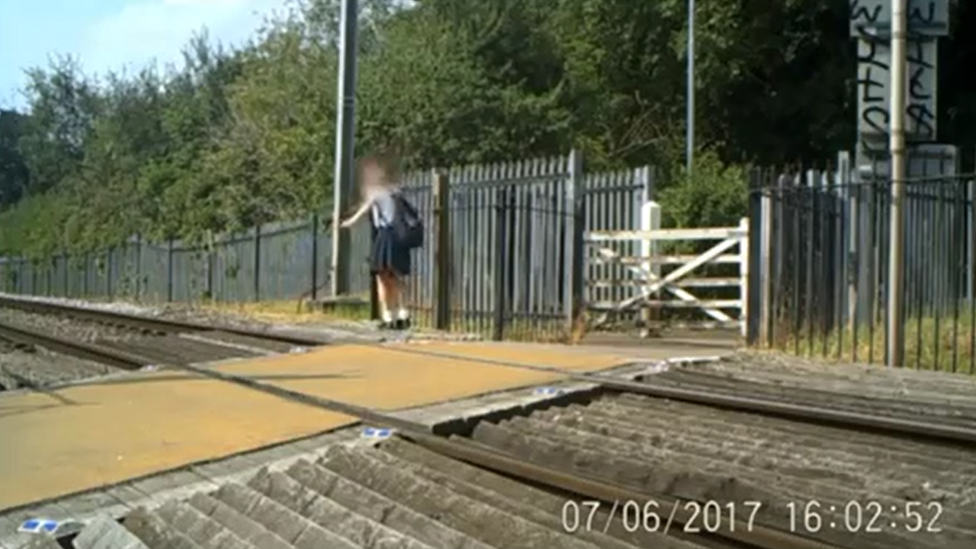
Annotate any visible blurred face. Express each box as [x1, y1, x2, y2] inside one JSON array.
[[359, 158, 387, 198]]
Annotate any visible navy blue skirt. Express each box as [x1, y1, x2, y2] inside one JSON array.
[[370, 226, 411, 276]]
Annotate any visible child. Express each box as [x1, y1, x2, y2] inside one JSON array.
[[340, 156, 412, 329]]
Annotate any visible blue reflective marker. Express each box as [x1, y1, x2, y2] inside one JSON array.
[[533, 387, 563, 395], [362, 427, 394, 438], [18, 518, 59, 534]]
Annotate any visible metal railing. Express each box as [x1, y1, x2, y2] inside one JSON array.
[[747, 168, 976, 373]]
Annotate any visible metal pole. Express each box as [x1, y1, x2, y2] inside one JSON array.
[[887, 0, 907, 367], [330, 0, 358, 297], [686, 0, 695, 176]]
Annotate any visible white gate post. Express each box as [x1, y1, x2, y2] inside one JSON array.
[[640, 201, 662, 336], [739, 217, 750, 338]]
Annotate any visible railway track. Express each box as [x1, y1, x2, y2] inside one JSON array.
[[5, 297, 976, 446], [0, 296, 324, 377], [378, 346, 976, 446], [0, 296, 319, 346], [3, 296, 976, 549], [14, 350, 976, 549]]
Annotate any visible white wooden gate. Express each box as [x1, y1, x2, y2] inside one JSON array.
[[585, 201, 749, 335]]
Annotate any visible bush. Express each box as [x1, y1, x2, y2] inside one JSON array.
[[658, 149, 749, 230]]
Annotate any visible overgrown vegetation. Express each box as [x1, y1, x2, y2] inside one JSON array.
[[0, 0, 974, 257]]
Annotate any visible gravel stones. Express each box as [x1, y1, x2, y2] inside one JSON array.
[[0, 348, 119, 391]]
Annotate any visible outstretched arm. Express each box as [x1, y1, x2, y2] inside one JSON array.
[[340, 198, 373, 228]]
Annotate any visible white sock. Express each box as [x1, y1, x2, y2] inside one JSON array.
[[381, 310, 393, 323], [397, 308, 410, 320]]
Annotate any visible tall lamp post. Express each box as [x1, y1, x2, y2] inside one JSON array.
[[686, 0, 696, 176], [330, 0, 359, 297], [887, 0, 907, 367]]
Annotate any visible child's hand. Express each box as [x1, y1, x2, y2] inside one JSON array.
[[340, 218, 354, 228]]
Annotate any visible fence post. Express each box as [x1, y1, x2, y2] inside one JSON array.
[[854, 165, 875, 327], [639, 200, 662, 336], [106, 248, 113, 299], [639, 166, 656, 334], [741, 215, 755, 342], [167, 238, 175, 302], [63, 252, 69, 297], [46, 256, 53, 296], [492, 186, 508, 340], [760, 172, 775, 346], [310, 214, 319, 301], [254, 225, 262, 302], [640, 165, 655, 203], [564, 149, 585, 337], [135, 235, 143, 302], [969, 175, 975, 302], [82, 252, 88, 297], [746, 169, 764, 346], [834, 151, 852, 327], [369, 224, 379, 320], [206, 231, 215, 301], [432, 170, 452, 330]]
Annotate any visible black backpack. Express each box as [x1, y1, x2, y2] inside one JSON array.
[[391, 192, 424, 249]]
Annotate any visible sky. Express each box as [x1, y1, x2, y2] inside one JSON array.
[[0, 0, 283, 110]]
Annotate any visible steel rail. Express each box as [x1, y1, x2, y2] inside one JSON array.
[[0, 296, 323, 346], [0, 321, 850, 549], [633, 372, 976, 428], [0, 322, 150, 370], [375, 345, 976, 447]]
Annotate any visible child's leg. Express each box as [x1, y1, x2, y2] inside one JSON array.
[[394, 276, 410, 323], [376, 272, 394, 323]]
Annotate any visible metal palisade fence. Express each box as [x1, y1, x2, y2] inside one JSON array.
[[4, 146, 974, 361], [0, 151, 652, 341], [746, 150, 976, 373], [0, 219, 373, 305]]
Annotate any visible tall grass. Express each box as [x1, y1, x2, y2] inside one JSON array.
[[776, 312, 975, 374]]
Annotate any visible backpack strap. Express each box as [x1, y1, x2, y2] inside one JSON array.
[[393, 191, 419, 220]]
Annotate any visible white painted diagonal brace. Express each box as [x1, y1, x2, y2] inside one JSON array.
[[594, 235, 740, 322]]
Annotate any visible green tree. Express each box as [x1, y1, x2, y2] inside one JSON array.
[[1, 0, 974, 257], [0, 109, 30, 207]]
